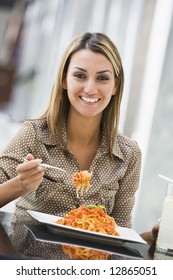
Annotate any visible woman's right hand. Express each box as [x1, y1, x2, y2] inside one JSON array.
[[147, 223, 160, 259], [16, 154, 46, 192]]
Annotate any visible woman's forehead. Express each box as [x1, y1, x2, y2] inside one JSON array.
[[68, 49, 114, 72]]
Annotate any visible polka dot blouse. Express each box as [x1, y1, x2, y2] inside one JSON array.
[[0, 119, 141, 259]]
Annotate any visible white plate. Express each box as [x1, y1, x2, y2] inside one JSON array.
[[27, 210, 146, 244]]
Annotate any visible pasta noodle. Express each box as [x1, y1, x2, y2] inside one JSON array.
[[55, 205, 119, 260], [72, 170, 92, 198]]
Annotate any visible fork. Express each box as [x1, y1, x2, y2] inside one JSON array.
[[23, 158, 68, 174], [39, 163, 68, 173]]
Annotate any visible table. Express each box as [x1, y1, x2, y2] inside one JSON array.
[[0, 210, 148, 260], [0, 211, 172, 260]]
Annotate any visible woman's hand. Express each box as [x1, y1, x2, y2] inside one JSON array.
[[140, 223, 160, 259], [147, 223, 160, 259], [16, 154, 46, 192]]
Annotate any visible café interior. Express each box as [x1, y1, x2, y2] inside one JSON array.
[[0, 0, 173, 260]]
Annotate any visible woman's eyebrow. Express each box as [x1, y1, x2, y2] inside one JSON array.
[[72, 66, 113, 75], [97, 70, 113, 75], [72, 66, 87, 72]]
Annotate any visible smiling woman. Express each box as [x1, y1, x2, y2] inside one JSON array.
[[64, 49, 117, 121], [0, 32, 144, 260]]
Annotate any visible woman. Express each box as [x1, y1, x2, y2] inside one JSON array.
[[0, 32, 142, 259]]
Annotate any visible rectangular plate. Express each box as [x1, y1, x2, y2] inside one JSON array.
[[27, 210, 146, 245]]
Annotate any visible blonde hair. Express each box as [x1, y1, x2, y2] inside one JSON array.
[[40, 32, 124, 160]]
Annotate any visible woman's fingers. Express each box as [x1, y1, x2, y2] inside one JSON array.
[[25, 153, 34, 161], [16, 157, 46, 191], [16, 159, 43, 173], [17, 170, 45, 191], [152, 223, 160, 239], [18, 173, 45, 191]]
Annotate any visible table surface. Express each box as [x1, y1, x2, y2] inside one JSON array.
[[0, 211, 172, 260], [0, 210, 149, 260]]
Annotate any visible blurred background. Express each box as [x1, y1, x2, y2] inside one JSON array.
[[0, 0, 173, 234]]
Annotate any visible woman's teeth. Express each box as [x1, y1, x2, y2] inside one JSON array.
[[80, 96, 99, 103]]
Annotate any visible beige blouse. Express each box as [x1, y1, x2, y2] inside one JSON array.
[[0, 119, 141, 259]]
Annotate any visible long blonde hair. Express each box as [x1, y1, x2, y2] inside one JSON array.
[[40, 32, 124, 159]]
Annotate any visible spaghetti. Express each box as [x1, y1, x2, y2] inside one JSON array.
[[72, 170, 92, 198], [55, 205, 119, 260]]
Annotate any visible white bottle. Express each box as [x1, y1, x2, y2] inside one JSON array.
[[156, 183, 173, 254]]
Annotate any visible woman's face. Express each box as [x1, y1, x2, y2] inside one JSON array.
[[64, 49, 117, 120]]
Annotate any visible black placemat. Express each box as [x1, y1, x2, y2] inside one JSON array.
[[25, 224, 148, 259]]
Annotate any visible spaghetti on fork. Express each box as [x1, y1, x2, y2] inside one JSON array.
[[72, 170, 92, 198]]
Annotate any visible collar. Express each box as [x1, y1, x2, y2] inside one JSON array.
[[35, 119, 58, 146], [36, 119, 125, 161], [93, 126, 125, 162]]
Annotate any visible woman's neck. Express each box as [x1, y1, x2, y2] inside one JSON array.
[[66, 109, 102, 170], [67, 113, 101, 147]]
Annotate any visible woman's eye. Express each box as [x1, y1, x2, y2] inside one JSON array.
[[73, 73, 85, 79], [98, 75, 109, 81]]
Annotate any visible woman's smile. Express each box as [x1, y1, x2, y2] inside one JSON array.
[[79, 96, 100, 104]]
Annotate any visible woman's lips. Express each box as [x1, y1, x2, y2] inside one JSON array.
[[80, 96, 100, 103]]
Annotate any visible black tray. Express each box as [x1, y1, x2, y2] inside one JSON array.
[[25, 224, 148, 260]]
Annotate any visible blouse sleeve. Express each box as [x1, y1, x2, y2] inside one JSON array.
[[0, 121, 37, 183]]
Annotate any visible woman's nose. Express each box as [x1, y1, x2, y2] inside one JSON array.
[[84, 80, 97, 95]]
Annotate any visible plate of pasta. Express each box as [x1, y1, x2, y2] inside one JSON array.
[[27, 206, 146, 245]]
